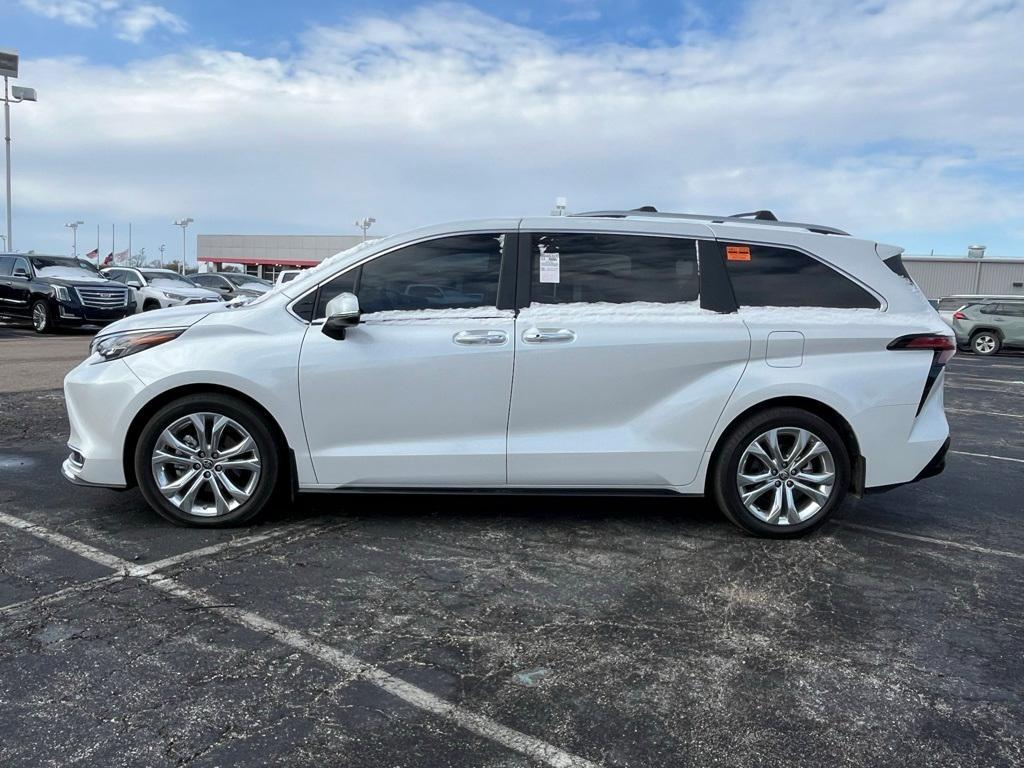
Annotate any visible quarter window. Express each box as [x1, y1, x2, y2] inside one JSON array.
[[314, 233, 504, 318], [529, 233, 699, 305], [724, 244, 879, 309]]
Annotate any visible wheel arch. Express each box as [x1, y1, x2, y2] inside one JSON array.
[[705, 395, 863, 495], [969, 326, 1003, 340], [122, 383, 295, 493]]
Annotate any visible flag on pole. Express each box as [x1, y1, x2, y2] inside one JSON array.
[[114, 249, 129, 265], [85, 248, 98, 262], [102, 252, 113, 266]]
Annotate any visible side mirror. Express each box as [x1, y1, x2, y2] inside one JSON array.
[[127, 279, 142, 288], [322, 292, 361, 340]]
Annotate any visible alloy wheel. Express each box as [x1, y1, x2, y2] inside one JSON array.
[[973, 334, 996, 354], [32, 303, 47, 331], [736, 427, 836, 526], [151, 411, 262, 517]]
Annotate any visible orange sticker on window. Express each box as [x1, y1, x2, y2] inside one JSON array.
[[726, 245, 751, 261]]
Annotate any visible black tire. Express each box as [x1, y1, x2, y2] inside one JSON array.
[[134, 393, 281, 527], [969, 330, 1001, 356], [711, 407, 850, 538], [31, 299, 53, 334], [142, 299, 161, 312]]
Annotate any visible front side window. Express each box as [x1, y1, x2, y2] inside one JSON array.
[[313, 233, 504, 318], [724, 244, 879, 309], [12, 257, 30, 276], [529, 233, 699, 305], [106, 269, 128, 283]]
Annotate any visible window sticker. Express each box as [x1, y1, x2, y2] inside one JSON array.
[[726, 245, 751, 262], [539, 246, 560, 283]]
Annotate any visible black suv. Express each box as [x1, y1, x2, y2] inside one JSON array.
[[0, 254, 136, 333]]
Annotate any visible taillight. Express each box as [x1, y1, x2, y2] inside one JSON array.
[[952, 311, 966, 321], [888, 333, 956, 365], [888, 333, 956, 413]]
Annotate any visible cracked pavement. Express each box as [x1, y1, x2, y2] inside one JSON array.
[[0, 327, 1022, 767]]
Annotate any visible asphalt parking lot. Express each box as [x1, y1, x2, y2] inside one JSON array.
[[1, 325, 1022, 767]]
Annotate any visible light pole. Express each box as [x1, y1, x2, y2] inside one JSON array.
[[159, 243, 166, 268], [65, 220, 84, 257], [0, 233, 6, 251], [2, 50, 37, 253], [174, 217, 193, 274], [355, 216, 376, 242]]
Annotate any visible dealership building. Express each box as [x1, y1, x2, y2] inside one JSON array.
[[197, 234, 1023, 299], [197, 234, 368, 282]]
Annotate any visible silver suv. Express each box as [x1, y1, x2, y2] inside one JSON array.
[[951, 299, 1024, 355]]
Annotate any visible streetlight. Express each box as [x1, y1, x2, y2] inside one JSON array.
[[2, 49, 37, 253], [355, 216, 376, 242], [159, 243, 166, 268], [174, 218, 193, 274], [65, 220, 84, 257]]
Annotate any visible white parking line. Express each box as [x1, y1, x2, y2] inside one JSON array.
[[0, 511, 599, 768], [951, 450, 1024, 464], [840, 522, 1024, 561], [946, 408, 1024, 419], [0, 524, 304, 616], [945, 376, 1024, 386]]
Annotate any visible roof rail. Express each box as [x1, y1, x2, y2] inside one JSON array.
[[570, 207, 850, 236]]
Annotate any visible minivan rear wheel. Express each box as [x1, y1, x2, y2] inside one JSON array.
[[712, 407, 849, 538], [134, 393, 280, 527], [970, 331, 1000, 356]]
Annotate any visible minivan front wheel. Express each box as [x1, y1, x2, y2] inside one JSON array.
[[713, 408, 849, 538], [135, 393, 280, 526], [970, 331, 1000, 356]]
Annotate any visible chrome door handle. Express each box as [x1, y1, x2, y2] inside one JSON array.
[[522, 327, 576, 343], [453, 329, 508, 346]]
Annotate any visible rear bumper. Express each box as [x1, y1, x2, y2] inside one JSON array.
[[866, 437, 950, 495]]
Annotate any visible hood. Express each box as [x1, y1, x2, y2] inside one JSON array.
[[96, 301, 233, 336], [36, 270, 117, 287], [148, 284, 221, 299]]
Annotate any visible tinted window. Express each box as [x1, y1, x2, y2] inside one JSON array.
[[529, 233, 699, 305], [986, 303, 1024, 317], [725, 244, 879, 309], [314, 234, 503, 318], [938, 298, 966, 311], [106, 269, 128, 283], [12, 257, 30, 276], [0, 256, 12, 277]]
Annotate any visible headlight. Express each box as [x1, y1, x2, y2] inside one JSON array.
[[91, 328, 186, 363], [163, 292, 187, 302], [51, 285, 74, 302]]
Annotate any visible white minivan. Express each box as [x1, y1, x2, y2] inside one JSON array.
[[63, 209, 954, 537]]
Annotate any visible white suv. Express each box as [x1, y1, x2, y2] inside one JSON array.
[[63, 210, 953, 537], [102, 267, 222, 312]]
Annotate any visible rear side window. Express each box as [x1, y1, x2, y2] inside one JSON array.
[[313, 233, 504, 318], [529, 233, 699, 304], [724, 244, 879, 309]]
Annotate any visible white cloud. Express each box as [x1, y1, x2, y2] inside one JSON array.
[[18, 0, 187, 42], [12, 1, 1024, 256], [115, 3, 187, 43]]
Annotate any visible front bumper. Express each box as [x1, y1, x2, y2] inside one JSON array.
[[57, 301, 136, 325], [61, 357, 146, 488]]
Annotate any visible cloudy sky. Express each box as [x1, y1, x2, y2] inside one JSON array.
[[3, 0, 1023, 263]]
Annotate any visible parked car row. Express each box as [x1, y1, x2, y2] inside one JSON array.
[[0, 254, 276, 333]]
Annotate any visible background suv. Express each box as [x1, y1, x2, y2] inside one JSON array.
[[951, 299, 1024, 355], [189, 272, 273, 301], [102, 267, 222, 312], [63, 209, 952, 538], [0, 253, 135, 333]]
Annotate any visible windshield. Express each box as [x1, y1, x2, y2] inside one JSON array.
[[29, 256, 104, 279], [142, 271, 195, 287]]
